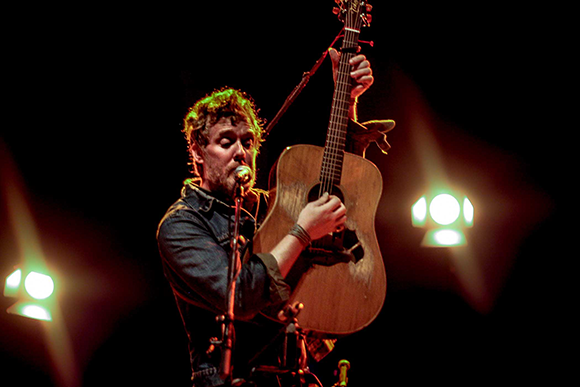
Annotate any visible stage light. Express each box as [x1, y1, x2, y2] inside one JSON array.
[[4, 266, 55, 321], [463, 197, 474, 226], [412, 191, 474, 247], [4, 268, 22, 297], [425, 229, 466, 246], [24, 272, 55, 300], [9, 302, 52, 321], [412, 196, 427, 227], [430, 194, 460, 225]]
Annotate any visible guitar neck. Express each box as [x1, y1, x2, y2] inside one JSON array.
[[320, 26, 362, 190]]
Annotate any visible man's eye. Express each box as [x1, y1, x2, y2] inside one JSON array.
[[243, 139, 254, 149]]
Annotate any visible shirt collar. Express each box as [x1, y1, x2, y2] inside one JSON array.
[[181, 181, 259, 221], [181, 182, 226, 213]]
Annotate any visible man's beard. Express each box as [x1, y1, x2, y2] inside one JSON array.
[[206, 167, 254, 202]]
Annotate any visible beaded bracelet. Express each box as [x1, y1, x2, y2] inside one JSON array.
[[288, 224, 312, 246]]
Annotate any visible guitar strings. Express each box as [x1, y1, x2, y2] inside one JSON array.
[[314, 7, 362, 251], [320, 61, 352, 196], [319, 26, 359, 198]]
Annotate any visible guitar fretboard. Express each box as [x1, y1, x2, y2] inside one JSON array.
[[319, 24, 362, 194]]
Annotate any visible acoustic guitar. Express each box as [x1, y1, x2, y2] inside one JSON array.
[[253, 0, 386, 335]]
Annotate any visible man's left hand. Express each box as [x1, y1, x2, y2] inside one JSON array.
[[329, 47, 374, 100]]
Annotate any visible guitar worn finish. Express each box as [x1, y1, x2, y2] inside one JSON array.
[[253, 144, 386, 335]]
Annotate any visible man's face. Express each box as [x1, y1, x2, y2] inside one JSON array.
[[193, 117, 257, 199]]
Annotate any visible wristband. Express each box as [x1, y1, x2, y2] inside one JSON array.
[[288, 224, 312, 246]]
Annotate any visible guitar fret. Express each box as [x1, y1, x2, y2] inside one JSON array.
[[319, 171, 342, 184], [331, 99, 349, 107], [323, 161, 343, 170], [327, 119, 348, 128], [325, 135, 345, 143], [322, 151, 344, 162], [333, 92, 351, 103], [327, 130, 346, 137], [330, 109, 349, 119], [323, 143, 345, 153], [323, 160, 343, 170], [325, 134, 346, 144], [321, 159, 343, 170], [320, 162, 343, 172], [328, 120, 347, 128]]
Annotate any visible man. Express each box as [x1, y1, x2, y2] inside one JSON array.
[[157, 49, 374, 386]]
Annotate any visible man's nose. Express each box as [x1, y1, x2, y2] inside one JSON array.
[[233, 140, 247, 161]]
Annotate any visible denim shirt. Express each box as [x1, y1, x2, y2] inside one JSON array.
[[157, 183, 291, 386]]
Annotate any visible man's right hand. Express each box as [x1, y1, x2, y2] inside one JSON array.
[[297, 193, 347, 241]]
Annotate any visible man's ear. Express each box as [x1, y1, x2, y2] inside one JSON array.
[[191, 144, 204, 165]]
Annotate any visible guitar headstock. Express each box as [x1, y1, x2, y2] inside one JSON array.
[[333, 0, 373, 28]]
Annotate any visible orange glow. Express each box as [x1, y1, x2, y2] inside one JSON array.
[[396, 76, 492, 313], [1, 140, 79, 387]]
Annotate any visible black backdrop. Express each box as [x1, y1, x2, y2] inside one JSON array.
[[1, 2, 567, 386]]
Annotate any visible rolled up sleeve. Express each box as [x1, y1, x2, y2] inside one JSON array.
[[157, 207, 290, 320]]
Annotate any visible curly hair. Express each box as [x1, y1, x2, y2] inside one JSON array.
[[183, 87, 264, 177]]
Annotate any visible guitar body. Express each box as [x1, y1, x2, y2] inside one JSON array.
[[253, 144, 386, 335]]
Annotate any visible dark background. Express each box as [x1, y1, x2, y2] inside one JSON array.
[[1, 2, 568, 386]]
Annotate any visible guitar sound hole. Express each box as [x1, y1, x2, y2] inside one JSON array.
[[307, 183, 344, 203]]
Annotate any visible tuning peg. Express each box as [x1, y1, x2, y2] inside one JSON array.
[[334, 0, 348, 12], [333, 3, 346, 21], [366, 3, 373, 13], [366, 13, 372, 25], [361, 12, 372, 27]]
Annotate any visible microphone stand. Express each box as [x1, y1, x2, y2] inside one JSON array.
[[219, 183, 246, 383], [263, 30, 343, 139], [262, 28, 374, 139]]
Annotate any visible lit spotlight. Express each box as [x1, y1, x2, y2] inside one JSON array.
[[4, 266, 56, 321], [4, 268, 22, 297], [430, 194, 460, 225], [412, 191, 474, 247], [24, 272, 55, 300], [463, 197, 474, 226]]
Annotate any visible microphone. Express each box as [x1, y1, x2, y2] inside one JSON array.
[[233, 166, 253, 185]]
